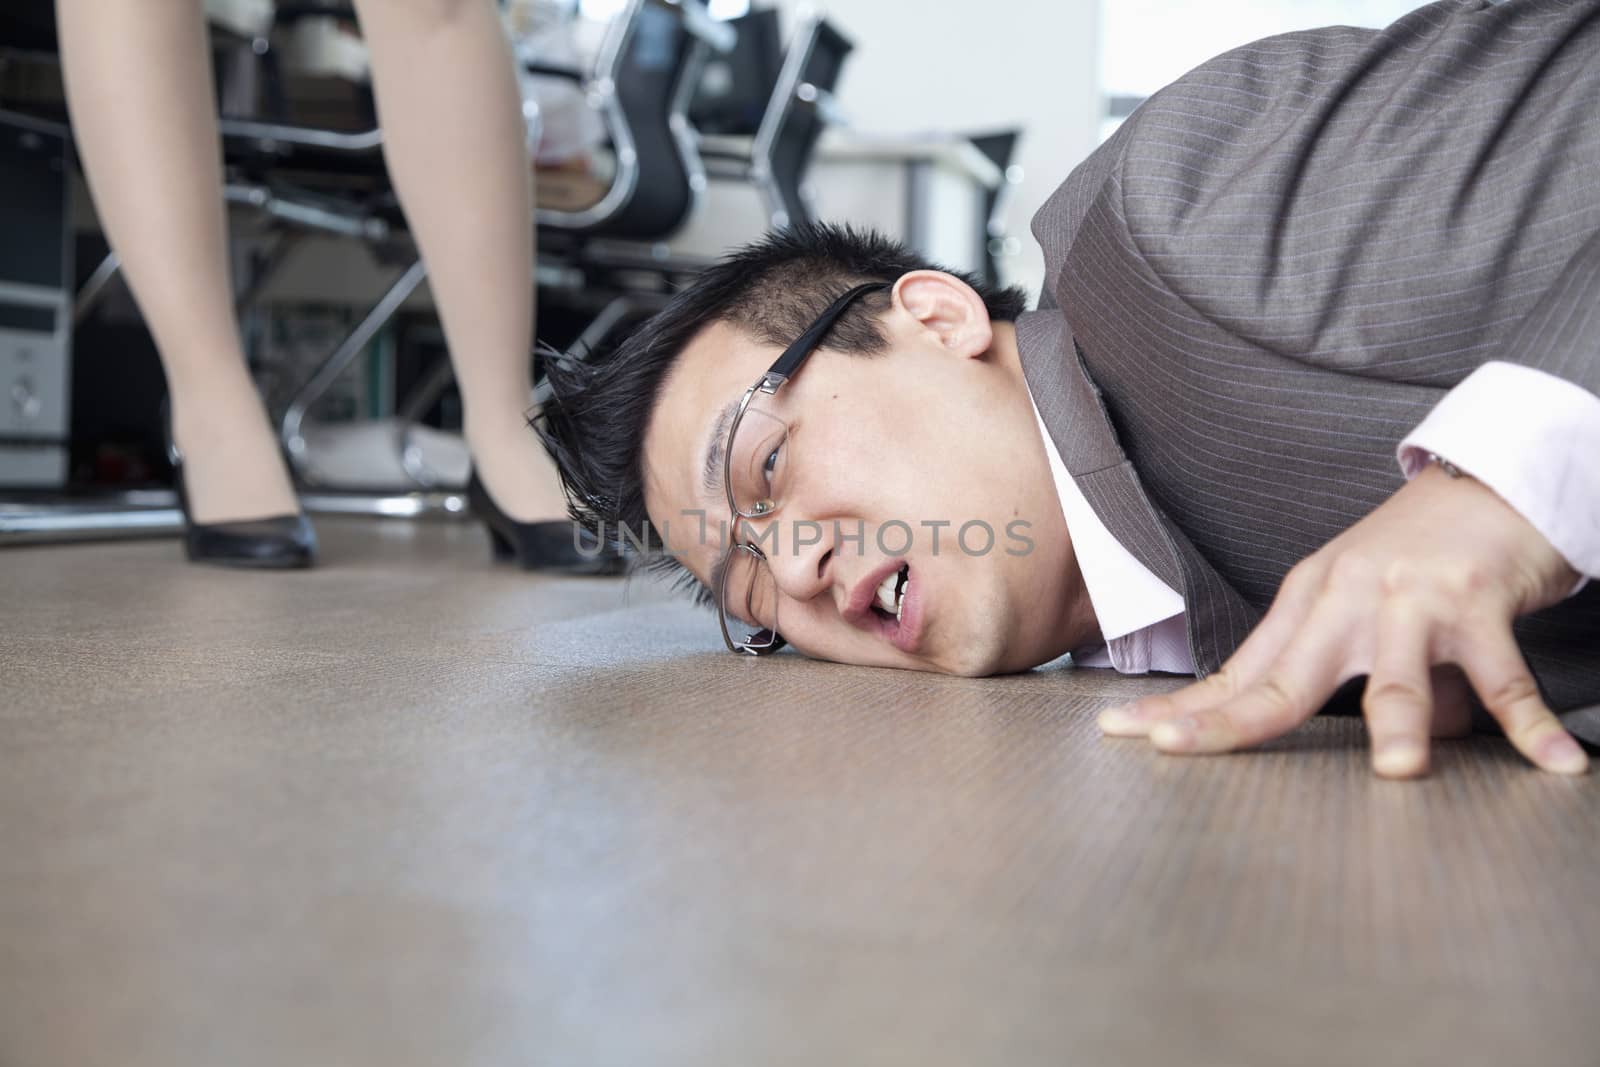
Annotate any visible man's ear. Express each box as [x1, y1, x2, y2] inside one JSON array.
[[891, 270, 993, 359]]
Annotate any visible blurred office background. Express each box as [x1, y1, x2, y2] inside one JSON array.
[[0, 0, 1421, 516]]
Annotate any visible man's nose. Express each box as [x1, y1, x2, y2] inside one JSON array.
[[761, 517, 838, 605]]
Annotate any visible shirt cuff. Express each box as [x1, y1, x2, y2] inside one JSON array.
[[1398, 361, 1600, 583]]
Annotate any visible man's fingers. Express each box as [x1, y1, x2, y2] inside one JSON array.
[[1455, 624, 1589, 775], [1097, 573, 1319, 736], [1363, 602, 1434, 778], [1147, 671, 1327, 753], [1147, 608, 1348, 754], [1097, 670, 1239, 737]]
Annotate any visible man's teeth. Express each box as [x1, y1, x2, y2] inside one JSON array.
[[875, 572, 897, 614], [874, 566, 909, 620]]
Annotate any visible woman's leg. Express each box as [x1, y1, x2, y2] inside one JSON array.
[[350, 0, 567, 522], [55, 0, 300, 523]]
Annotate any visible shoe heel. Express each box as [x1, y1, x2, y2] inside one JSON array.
[[486, 523, 517, 561], [167, 456, 317, 569], [467, 470, 624, 575]]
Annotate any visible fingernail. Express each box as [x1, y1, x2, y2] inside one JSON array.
[[1538, 733, 1589, 775], [1374, 739, 1426, 778], [1150, 718, 1195, 751]]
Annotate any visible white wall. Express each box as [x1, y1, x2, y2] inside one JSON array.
[[1102, 0, 1424, 98]]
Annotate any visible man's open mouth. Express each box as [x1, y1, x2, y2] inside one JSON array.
[[859, 561, 923, 654], [844, 558, 924, 654]]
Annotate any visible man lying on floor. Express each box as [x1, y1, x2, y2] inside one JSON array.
[[539, 0, 1600, 778]]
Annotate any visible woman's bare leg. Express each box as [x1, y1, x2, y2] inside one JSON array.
[[55, 0, 300, 523], [350, 0, 567, 522]]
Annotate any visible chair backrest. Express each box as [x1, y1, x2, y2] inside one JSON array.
[[537, 0, 717, 242], [749, 14, 854, 230], [688, 6, 781, 137]]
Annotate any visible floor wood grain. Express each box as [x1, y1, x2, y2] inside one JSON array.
[[1, 517, 1596, 1066]]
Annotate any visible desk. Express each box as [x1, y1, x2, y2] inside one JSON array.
[[685, 128, 1007, 279]]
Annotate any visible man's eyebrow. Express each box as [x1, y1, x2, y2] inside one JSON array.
[[702, 398, 740, 501]]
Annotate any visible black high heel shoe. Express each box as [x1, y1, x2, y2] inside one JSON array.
[[466, 471, 624, 575], [161, 398, 315, 568], [171, 457, 318, 568]]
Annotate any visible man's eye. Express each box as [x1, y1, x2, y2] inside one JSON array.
[[762, 443, 783, 486]]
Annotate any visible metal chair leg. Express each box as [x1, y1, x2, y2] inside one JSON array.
[[280, 258, 428, 479], [232, 229, 302, 317], [272, 258, 473, 519], [73, 250, 122, 326], [395, 356, 461, 489]]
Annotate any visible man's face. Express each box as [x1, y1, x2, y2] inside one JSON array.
[[640, 271, 1089, 676]]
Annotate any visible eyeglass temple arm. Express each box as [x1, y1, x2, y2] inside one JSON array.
[[763, 281, 892, 387]]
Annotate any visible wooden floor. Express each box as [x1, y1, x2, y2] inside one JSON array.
[[2, 516, 1596, 1066]]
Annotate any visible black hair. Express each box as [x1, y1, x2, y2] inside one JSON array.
[[534, 222, 1030, 603]]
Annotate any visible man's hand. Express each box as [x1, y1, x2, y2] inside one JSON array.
[[1097, 463, 1590, 777]]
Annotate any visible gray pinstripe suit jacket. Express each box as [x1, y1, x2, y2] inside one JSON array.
[[1017, 0, 1600, 741]]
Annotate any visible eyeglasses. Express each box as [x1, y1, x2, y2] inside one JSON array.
[[714, 281, 892, 655]]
